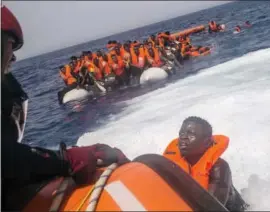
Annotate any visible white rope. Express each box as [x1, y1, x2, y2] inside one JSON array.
[[87, 162, 118, 211]]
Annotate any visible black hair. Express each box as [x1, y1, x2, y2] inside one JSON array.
[[183, 116, 212, 138], [59, 65, 64, 70], [70, 56, 77, 60]]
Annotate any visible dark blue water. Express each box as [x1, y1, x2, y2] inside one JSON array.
[[12, 1, 270, 148]]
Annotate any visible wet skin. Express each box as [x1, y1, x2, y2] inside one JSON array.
[[178, 121, 212, 164]]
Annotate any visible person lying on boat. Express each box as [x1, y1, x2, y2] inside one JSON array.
[[163, 116, 249, 211], [1, 6, 130, 211]]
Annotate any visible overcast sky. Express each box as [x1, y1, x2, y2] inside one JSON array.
[[4, 1, 229, 60]]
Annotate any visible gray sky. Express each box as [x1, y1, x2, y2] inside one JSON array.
[[4, 1, 229, 60]]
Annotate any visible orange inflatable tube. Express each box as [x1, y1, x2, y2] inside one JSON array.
[[171, 25, 206, 38], [22, 154, 228, 212]]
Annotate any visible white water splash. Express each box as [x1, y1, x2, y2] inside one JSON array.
[[78, 48, 270, 210]]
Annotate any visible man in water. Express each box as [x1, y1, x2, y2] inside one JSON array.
[[1, 6, 129, 211], [163, 116, 248, 211]]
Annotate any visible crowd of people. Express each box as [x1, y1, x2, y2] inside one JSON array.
[[58, 31, 211, 103], [59, 19, 253, 103]]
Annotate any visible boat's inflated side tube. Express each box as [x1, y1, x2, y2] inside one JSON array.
[[58, 88, 91, 104], [140, 67, 168, 85]]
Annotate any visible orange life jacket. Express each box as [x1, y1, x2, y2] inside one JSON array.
[[107, 50, 117, 65], [130, 48, 145, 68], [111, 59, 125, 76], [59, 65, 77, 85], [86, 62, 103, 80], [145, 47, 163, 67], [120, 46, 126, 58], [189, 51, 200, 57], [163, 135, 229, 190], [101, 60, 112, 76], [73, 61, 82, 74]]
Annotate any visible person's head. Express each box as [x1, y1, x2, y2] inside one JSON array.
[[93, 57, 99, 67], [245, 21, 250, 25], [150, 34, 156, 41], [70, 56, 77, 65], [87, 51, 93, 59], [111, 54, 118, 63], [102, 54, 108, 62], [147, 41, 153, 49], [96, 50, 102, 57], [123, 43, 130, 52], [69, 61, 74, 69], [185, 46, 191, 52], [178, 116, 213, 158], [2, 6, 29, 143], [115, 46, 120, 55], [148, 47, 154, 57], [59, 65, 65, 72], [133, 46, 140, 55], [165, 31, 170, 36]]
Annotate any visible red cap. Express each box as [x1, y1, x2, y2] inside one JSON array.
[[1, 5, 23, 51]]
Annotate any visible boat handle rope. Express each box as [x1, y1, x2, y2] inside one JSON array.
[[76, 162, 118, 211]]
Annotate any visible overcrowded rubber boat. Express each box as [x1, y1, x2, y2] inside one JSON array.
[[57, 23, 218, 104]]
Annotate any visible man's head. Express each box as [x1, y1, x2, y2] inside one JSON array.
[[148, 47, 154, 57], [111, 54, 118, 63], [178, 116, 213, 158], [87, 51, 93, 60], [147, 41, 153, 49], [96, 50, 102, 57], [133, 46, 140, 55], [115, 46, 120, 55], [70, 56, 77, 65], [59, 65, 65, 72], [102, 54, 108, 62], [150, 34, 156, 41], [123, 43, 130, 52]]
